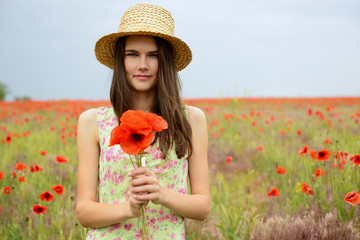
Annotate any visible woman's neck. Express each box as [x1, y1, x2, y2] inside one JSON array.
[[132, 91, 156, 112]]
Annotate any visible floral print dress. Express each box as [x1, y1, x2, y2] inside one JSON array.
[[86, 106, 189, 240]]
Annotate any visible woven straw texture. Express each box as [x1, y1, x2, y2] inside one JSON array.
[[95, 4, 192, 71]]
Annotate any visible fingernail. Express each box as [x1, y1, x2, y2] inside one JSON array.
[[127, 172, 132, 176]]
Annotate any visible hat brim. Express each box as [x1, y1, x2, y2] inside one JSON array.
[[95, 31, 192, 71]]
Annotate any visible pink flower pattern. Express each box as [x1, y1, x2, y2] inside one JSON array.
[[85, 107, 188, 239]]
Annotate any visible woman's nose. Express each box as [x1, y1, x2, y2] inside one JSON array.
[[138, 56, 149, 70]]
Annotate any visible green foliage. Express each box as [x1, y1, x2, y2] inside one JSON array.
[[0, 82, 10, 100]]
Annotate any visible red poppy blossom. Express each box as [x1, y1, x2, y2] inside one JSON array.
[[0, 171, 3, 180], [317, 148, 331, 161], [40, 191, 54, 202], [56, 156, 68, 164], [225, 156, 232, 163], [30, 164, 43, 173], [32, 205, 47, 215], [299, 145, 309, 156], [344, 192, 360, 206], [3, 186, 11, 195], [5, 135, 12, 144], [18, 176, 25, 182], [301, 182, 313, 195], [276, 166, 286, 175], [51, 185, 64, 195], [14, 162, 27, 170], [296, 130, 302, 135], [109, 110, 168, 155], [40, 150, 47, 156], [267, 188, 280, 197], [310, 150, 317, 160], [257, 146, 263, 151], [324, 139, 331, 145], [211, 118, 219, 126], [11, 172, 16, 179], [314, 168, 325, 179], [350, 154, 360, 166]]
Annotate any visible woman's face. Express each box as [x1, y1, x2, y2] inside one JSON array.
[[124, 35, 159, 94]]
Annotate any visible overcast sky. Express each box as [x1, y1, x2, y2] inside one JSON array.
[[0, 0, 359, 100]]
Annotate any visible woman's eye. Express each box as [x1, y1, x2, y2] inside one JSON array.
[[126, 53, 137, 56], [149, 54, 159, 58]]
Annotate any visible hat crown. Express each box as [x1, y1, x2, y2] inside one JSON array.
[[118, 4, 175, 37]]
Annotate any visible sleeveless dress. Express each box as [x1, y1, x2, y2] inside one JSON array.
[[85, 106, 189, 240]]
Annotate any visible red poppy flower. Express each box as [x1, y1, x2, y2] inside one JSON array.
[[51, 185, 64, 195], [301, 181, 313, 195], [11, 172, 16, 179], [40, 191, 54, 202], [257, 146, 263, 151], [296, 130, 302, 135], [267, 188, 280, 197], [32, 205, 47, 215], [276, 166, 286, 175], [324, 139, 331, 145], [30, 164, 43, 173], [50, 126, 55, 131], [315, 168, 325, 179], [212, 132, 219, 138], [14, 162, 27, 170], [344, 192, 360, 206], [40, 150, 47, 156], [3, 186, 11, 195], [211, 118, 219, 126], [350, 154, 360, 166], [317, 148, 331, 161], [109, 110, 168, 155], [225, 156, 232, 163], [18, 176, 25, 182], [299, 145, 309, 156], [5, 135, 12, 144], [0, 171, 3, 180], [56, 156, 68, 164], [310, 150, 317, 160]]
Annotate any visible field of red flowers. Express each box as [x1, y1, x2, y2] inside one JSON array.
[[0, 97, 359, 239]]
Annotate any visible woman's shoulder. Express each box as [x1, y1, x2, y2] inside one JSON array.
[[77, 108, 100, 128], [186, 105, 206, 127]]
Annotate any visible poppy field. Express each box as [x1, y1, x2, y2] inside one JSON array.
[[0, 97, 359, 239]]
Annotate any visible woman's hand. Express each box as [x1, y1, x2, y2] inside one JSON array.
[[127, 167, 164, 205], [126, 183, 149, 218]]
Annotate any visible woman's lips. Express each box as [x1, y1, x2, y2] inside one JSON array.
[[135, 75, 151, 80]]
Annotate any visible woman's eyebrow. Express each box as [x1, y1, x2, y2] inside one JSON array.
[[125, 49, 159, 53]]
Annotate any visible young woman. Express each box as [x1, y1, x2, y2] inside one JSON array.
[[76, 4, 210, 239]]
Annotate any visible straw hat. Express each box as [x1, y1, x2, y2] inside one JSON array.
[[95, 4, 192, 71]]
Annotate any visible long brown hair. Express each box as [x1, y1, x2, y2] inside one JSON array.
[[110, 36, 192, 159]]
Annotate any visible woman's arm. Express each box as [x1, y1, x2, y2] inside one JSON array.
[[128, 106, 210, 220], [75, 109, 147, 228]]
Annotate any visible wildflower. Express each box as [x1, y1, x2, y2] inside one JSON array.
[[299, 145, 309, 156], [30, 164, 43, 173], [301, 181, 313, 195], [344, 192, 360, 206], [324, 139, 331, 145], [296, 130, 302, 135], [317, 148, 331, 161], [50, 126, 55, 131], [276, 166, 286, 175], [0, 171, 3, 180], [40, 150, 47, 156], [32, 205, 47, 215], [350, 154, 360, 166], [14, 162, 27, 170], [211, 118, 219, 126], [212, 132, 219, 138], [225, 156, 232, 163], [310, 150, 317, 160], [18, 176, 25, 182], [267, 188, 280, 197], [109, 110, 168, 155], [3, 186, 11, 195], [314, 168, 325, 179], [56, 156, 68, 164], [40, 191, 54, 202], [257, 146, 263, 151], [51, 185, 64, 195]]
